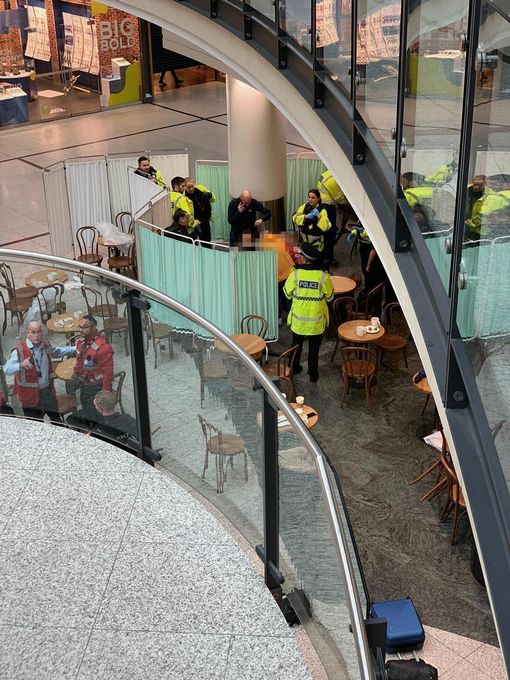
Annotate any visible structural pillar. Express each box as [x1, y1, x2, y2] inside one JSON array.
[[226, 76, 286, 231]]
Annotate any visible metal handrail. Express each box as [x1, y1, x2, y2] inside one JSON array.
[[0, 247, 374, 680]]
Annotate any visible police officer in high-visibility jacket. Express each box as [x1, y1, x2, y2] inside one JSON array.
[[284, 243, 334, 383], [170, 176, 185, 217], [292, 189, 331, 253], [316, 170, 346, 265]]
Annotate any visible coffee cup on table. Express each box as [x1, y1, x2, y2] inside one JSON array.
[[296, 395, 305, 406], [371, 317, 380, 328], [356, 325, 365, 337]]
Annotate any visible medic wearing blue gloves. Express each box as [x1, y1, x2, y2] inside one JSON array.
[[292, 189, 332, 252]]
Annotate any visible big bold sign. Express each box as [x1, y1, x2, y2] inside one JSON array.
[[98, 18, 135, 51]]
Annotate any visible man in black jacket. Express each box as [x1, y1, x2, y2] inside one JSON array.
[[227, 190, 271, 246], [92, 390, 138, 448], [183, 178, 214, 243]]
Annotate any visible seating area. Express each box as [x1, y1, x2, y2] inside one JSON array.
[[0, 79, 506, 678]]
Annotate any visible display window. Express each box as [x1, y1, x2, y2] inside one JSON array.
[[0, 0, 142, 127]]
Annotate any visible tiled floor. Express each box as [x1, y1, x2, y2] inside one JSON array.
[[0, 83, 508, 679], [0, 418, 311, 680]]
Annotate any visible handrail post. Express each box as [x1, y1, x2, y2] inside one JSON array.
[[260, 389, 283, 605], [123, 288, 160, 466]]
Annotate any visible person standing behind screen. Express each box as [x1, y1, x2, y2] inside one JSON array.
[[134, 156, 168, 190], [4, 320, 75, 422], [283, 244, 333, 383], [180, 177, 215, 243], [228, 190, 271, 246]]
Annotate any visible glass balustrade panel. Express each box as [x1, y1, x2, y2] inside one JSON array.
[[356, 0, 401, 163], [456, 1, 510, 493], [0, 256, 138, 453], [247, 0, 276, 22], [316, 0, 353, 95], [276, 411, 362, 679], [279, 0, 313, 51], [142, 293, 265, 548], [400, 0, 469, 293]]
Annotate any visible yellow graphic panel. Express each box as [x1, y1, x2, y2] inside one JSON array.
[[91, 1, 109, 14], [107, 61, 141, 107]]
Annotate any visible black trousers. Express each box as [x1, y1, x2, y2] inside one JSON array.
[[198, 220, 211, 243], [79, 384, 103, 423], [22, 386, 62, 423], [291, 332, 323, 379]]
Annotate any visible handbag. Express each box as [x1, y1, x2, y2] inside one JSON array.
[[386, 659, 438, 680]]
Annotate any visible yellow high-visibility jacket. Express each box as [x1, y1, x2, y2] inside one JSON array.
[[292, 204, 331, 252], [284, 267, 334, 335], [404, 186, 434, 208], [317, 170, 348, 205]]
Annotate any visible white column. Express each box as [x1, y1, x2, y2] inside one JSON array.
[[226, 75, 286, 228]]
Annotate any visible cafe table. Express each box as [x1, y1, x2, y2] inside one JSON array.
[[46, 311, 84, 335], [330, 275, 357, 296], [256, 402, 318, 431], [25, 269, 68, 288], [54, 357, 77, 381], [288, 402, 318, 430], [229, 333, 267, 358], [337, 319, 385, 344]]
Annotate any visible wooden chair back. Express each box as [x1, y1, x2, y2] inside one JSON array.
[[361, 282, 384, 317], [341, 346, 376, 378], [240, 314, 268, 338], [274, 376, 294, 401], [0, 263, 15, 293], [197, 414, 222, 452], [382, 302, 407, 336], [76, 226, 99, 258], [37, 283, 66, 323], [115, 211, 134, 234], [278, 344, 299, 379], [81, 285, 117, 320], [332, 296, 357, 325], [112, 370, 126, 414]]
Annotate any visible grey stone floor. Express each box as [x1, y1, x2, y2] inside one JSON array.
[[0, 417, 312, 680]]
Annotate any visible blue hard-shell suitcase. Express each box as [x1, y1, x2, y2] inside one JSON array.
[[371, 598, 425, 654]]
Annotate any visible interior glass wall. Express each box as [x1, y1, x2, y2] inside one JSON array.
[[355, 0, 401, 163], [316, 0, 352, 95], [400, 0, 470, 292], [279, 0, 312, 51], [456, 1, 510, 490]]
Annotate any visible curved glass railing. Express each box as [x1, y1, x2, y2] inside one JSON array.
[[0, 249, 374, 680]]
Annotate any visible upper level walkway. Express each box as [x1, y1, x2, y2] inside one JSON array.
[[0, 417, 312, 679]]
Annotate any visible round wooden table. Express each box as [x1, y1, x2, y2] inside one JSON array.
[[25, 269, 68, 288], [337, 320, 385, 343], [98, 234, 134, 248], [289, 403, 318, 429], [46, 311, 84, 335], [412, 372, 431, 395], [257, 403, 318, 431], [54, 357, 77, 381], [331, 275, 356, 295], [230, 333, 267, 358]]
